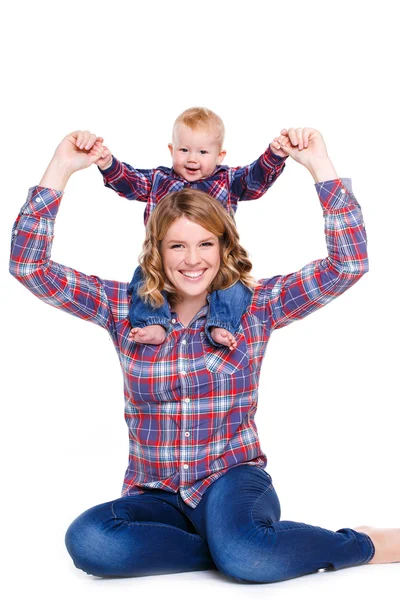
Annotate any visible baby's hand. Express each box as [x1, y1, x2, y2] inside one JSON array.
[[270, 131, 291, 158], [95, 144, 113, 170]]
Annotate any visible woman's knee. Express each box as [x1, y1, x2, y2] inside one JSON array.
[[65, 502, 120, 577]]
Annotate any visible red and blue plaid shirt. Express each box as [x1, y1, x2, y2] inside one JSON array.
[[10, 179, 368, 507], [99, 147, 287, 224]]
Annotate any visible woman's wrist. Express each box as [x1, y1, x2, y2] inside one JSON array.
[[306, 157, 338, 183], [39, 157, 74, 191]]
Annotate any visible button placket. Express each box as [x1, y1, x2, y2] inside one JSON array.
[[179, 333, 191, 479]]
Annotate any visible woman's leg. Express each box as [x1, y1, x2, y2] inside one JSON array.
[[65, 493, 216, 577], [203, 465, 375, 584], [354, 526, 400, 564]]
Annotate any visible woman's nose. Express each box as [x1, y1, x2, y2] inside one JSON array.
[[184, 248, 201, 265]]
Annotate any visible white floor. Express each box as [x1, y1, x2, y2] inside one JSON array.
[[6, 558, 399, 600]]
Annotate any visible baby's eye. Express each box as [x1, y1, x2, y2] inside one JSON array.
[[179, 148, 188, 153], [200, 150, 208, 155]]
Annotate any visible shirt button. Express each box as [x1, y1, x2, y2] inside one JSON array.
[[183, 464, 189, 469], [341, 188, 346, 194], [180, 371, 187, 376], [171, 318, 177, 324], [185, 432, 190, 437], [184, 397, 190, 403], [181, 339, 187, 345], [35, 197, 41, 203]]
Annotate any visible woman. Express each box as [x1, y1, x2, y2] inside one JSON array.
[[9, 129, 399, 583]]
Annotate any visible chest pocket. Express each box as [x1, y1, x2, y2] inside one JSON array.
[[200, 329, 249, 375]]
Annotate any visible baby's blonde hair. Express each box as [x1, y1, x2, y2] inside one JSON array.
[[172, 107, 225, 147], [138, 189, 256, 307]]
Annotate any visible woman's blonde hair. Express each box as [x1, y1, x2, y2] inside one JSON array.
[[138, 189, 256, 307]]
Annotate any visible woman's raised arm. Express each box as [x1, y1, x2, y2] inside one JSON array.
[[9, 132, 125, 334], [251, 129, 369, 330]]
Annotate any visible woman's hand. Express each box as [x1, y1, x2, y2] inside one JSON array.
[[53, 130, 104, 173], [39, 130, 105, 190], [279, 128, 338, 183]]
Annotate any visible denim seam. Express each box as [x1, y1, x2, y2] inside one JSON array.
[[250, 482, 274, 528], [110, 500, 205, 543], [205, 321, 237, 334], [130, 316, 172, 332], [176, 494, 207, 542], [111, 519, 206, 542], [346, 528, 376, 564]]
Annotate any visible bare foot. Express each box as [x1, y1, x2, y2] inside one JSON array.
[[128, 325, 166, 345], [210, 327, 237, 350], [354, 526, 400, 564]]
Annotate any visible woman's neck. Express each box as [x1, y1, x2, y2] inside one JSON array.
[[171, 296, 208, 327]]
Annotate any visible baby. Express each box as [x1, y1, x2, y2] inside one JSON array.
[[96, 107, 288, 348]]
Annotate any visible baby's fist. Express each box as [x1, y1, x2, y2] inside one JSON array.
[[95, 145, 113, 170], [270, 132, 291, 158]]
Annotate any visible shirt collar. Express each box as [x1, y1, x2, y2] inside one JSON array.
[[169, 298, 210, 327]]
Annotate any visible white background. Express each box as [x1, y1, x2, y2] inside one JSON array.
[[2, 0, 399, 598]]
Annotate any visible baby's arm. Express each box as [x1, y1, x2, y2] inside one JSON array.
[[231, 131, 290, 202], [95, 142, 153, 203]]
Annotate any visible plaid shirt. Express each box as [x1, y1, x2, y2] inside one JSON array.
[[99, 147, 287, 224], [10, 179, 368, 508]]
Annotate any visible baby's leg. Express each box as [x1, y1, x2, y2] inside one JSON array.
[[210, 328, 237, 350], [128, 266, 171, 345], [128, 325, 167, 344], [206, 282, 253, 349]]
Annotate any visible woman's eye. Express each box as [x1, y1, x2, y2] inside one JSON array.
[[171, 244, 183, 249], [201, 242, 213, 247]]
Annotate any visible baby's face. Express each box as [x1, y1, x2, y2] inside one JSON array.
[[169, 124, 226, 182]]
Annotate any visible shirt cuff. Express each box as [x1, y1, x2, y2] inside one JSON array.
[[315, 178, 355, 210], [21, 186, 63, 218]]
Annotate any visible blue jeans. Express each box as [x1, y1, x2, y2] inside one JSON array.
[[127, 266, 253, 346], [65, 465, 374, 583]]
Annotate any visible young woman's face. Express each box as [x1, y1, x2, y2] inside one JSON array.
[[160, 216, 221, 304]]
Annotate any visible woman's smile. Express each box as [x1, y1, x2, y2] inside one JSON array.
[[161, 216, 220, 303], [179, 268, 207, 280]]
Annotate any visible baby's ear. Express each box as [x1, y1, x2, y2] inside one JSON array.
[[218, 149, 227, 164], [168, 143, 173, 157]]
